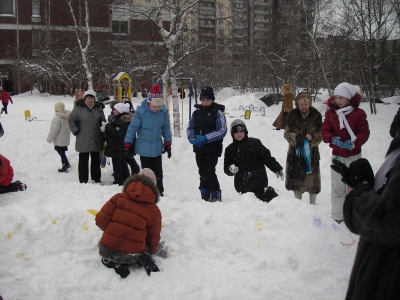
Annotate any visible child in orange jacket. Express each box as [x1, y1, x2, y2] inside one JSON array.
[[96, 168, 162, 278]]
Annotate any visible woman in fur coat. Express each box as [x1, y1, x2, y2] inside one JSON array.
[[272, 83, 293, 130], [343, 130, 400, 299], [96, 168, 162, 278], [321, 82, 370, 222], [284, 92, 322, 204], [46, 102, 71, 173]]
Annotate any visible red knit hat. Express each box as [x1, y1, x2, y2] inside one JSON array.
[[148, 84, 164, 106]]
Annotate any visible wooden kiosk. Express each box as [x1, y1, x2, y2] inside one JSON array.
[[113, 72, 132, 102]]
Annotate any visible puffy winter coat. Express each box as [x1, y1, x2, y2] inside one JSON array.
[[272, 90, 293, 129], [224, 136, 282, 193], [0, 154, 14, 186], [343, 135, 400, 300], [96, 174, 162, 265], [322, 95, 370, 158], [187, 102, 227, 156], [104, 112, 133, 159], [0, 91, 13, 104], [46, 110, 71, 147], [124, 99, 171, 158], [68, 99, 106, 153], [284, 106, 322, 194]]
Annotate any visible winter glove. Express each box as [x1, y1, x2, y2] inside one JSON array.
[[188, 134, 196, 144], [193, 135, 207, 147], [263, 186, 279, 203], [100, 121, 107, 132], [276, 170, 284, 181], [163, 141, 172, 159], [124, 143, 134, 159], [296, 135, 305, 148], [72, 130, 80, 136], [229, 164, 239, 175], [332, 136, 354, 150], [330, 158, 374, 188], [155, 241, 168, 258]]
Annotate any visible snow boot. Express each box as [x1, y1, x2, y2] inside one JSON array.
[[101, 258, 130, 278], [14, 180, 27, 191], [138, 252, 160, 276], [58, 162, 71, 173], [209, 190, 221, 202], [200, 188, 210, 201], [263, 186, 278, 202]]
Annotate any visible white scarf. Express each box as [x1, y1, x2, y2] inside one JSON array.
[[336, 106, 357, 142]]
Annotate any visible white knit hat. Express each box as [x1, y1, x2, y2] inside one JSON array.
[[139, 168, 157, 185], [83, 90, 96, 99], [334, 82, 356, 100], [54, 102, 65, 112], [114, 103, 130, 114]]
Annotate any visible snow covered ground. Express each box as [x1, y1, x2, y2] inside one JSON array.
[[0, 88, 398, 299]]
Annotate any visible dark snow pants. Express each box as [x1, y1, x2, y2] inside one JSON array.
[[195, 153, 220, 191], [78, 152, 101, 183], [140, 155, 163, 195], [112, 157, 130, 186]]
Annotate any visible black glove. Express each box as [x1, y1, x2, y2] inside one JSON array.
[[162, 143, 172, 159], [73, 130, 80, 136], [331, 158, 374, 188], [263, 186, 279, 203], [124, 143, 135, 159], [296, 135, 304, 148]]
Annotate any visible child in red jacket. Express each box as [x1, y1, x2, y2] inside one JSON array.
[[0, 90, 13, 114], [321, 83, 370, 223], [0, 154, 27, 194], [95, 168, 162, 278]]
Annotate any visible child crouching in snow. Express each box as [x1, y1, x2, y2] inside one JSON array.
[[96, 168, 163, 278], [224, 119, 283, 202], [0, 154, 27, 194]]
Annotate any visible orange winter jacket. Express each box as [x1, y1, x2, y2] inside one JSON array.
[[0, 154, 14, 186], [96, 175, 162, 255]]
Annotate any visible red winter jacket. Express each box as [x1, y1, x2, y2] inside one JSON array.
[[0, 91, 13, 104], [322, 94, 370, 158], [0, 154, 14, 186], [96, 174, 162, 256]]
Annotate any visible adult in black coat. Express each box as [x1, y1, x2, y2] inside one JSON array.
[[343, 131, 400, 299], [389, 107, 400, 138], [224, 119, 283, 202]]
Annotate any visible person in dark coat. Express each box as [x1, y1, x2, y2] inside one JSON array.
[[322, 82, 370, 222], [187, 86, 227, 202], [224, 119, 282, 202], [389, 107, 400, 138], [68, 90, 106, 183], [104, 103, 133, 185], [284, 92, 322, 204], [0, 90, 13, 114], [343, 121, 400, 299]]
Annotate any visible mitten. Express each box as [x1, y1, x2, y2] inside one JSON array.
[[296, 135, 305, 148], [343, 140, 355, 150], [188, 134, 196, 144], [73, 130, 80, 136], [100, 121, 107, 132], [263, 187, 279, 203], [124, 143, 134, 159], [331, 158, 374, 188], [332, 136, 348, 149], [330, 159, 352, 186], [163, 141, 172, 159], [276, 170, 284, 181], [155, 241, 168, 258], [193, 135, 207, 147], [229, 164, 239, 174]]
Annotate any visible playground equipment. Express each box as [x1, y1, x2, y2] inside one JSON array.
[[113, 72, 132, 102]]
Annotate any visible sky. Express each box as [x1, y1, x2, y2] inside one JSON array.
[[0, 88, 399, 300]]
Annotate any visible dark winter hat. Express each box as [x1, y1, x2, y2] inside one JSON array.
[[230, 119, 248, 137], [295, 92, 312, 106], [200, 86, 215, 101]]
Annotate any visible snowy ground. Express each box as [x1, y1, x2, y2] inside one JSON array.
[[0, 88, 398, 300]]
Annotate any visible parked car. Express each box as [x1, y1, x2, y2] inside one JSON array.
[[362, 97, 389, 104], [260, 93, 283, 107]]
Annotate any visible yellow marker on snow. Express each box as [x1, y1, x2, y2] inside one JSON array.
[[87, 209, 99, 216], [24, 110, 32, 121]]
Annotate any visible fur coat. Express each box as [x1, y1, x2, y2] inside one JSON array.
[[96, 174, 161, 265], [272, 90, 293, 129], [343, 135, 400, 299], [284, 106, 322, 194]]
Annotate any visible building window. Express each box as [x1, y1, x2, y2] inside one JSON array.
[[0, 0, 14, 15], [32, 0, 39, 15], [112, 21, 128, 34], [32, 30, 40, 56]]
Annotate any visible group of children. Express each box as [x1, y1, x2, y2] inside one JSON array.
[[41, 82, 372, 278]]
